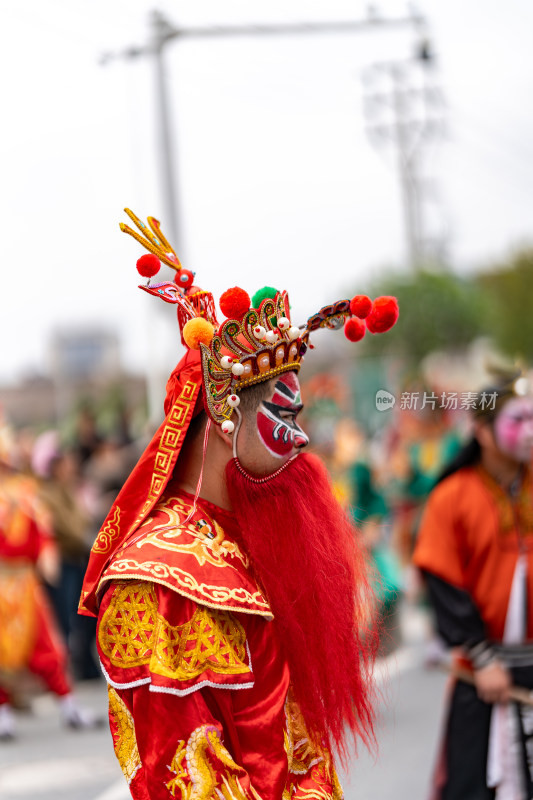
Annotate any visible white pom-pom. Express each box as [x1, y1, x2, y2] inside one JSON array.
[[220, 355, 234, 369], [288, 326, 300, 340], [265, 330, 278, 344], [253, 325, 266, 340], [278, 317, 290, 331], [227, 394, 240, 408], [231, 362, 245, 376], [221, 420, 235, 434]]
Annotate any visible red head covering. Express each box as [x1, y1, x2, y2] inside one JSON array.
[[79, 349, 202, 617]]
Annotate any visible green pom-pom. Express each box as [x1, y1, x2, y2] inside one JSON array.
[[252, 286, 279, 308]]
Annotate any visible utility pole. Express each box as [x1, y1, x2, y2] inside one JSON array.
[[101, 6, 426, 422], [362, 40, 445, 269], [152, 12, 181, 249], [101, 5, 427, 261]]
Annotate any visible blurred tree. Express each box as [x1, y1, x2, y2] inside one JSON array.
[[475, 248, 533, 361], [357, 269, 488, 362]]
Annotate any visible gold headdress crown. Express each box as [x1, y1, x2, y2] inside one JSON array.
[[121, 209, 399, 432]]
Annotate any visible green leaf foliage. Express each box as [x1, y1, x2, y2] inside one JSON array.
[[359, 269, 489, 362], [475, 248, 533, 361]]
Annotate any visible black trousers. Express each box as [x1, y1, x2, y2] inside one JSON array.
[[442, 680, 495, 800], [442, 671, 533, 800]]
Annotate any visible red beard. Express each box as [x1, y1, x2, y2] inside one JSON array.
[[225, 452, 376, 759]]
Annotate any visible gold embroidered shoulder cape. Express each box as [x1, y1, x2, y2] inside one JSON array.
[[97, 490, 272, 620]]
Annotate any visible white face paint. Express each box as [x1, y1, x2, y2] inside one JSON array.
[[494, 396, 533, 463]]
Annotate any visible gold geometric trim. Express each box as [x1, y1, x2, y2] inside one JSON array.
[[99, 581, 251, 681], [99, 582, 158, 668], [131, 380, 198, 532]]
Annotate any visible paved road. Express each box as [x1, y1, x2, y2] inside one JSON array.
[[342, 651, 448, 799], [0, 607, 448, 800]]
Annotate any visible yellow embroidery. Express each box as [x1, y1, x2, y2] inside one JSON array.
[[99, 582, 158, 668], [136, 494, 249, 570], [99, 581, 251, 680], [102, 559, 271, 615], [282, 690, 343, 800], [283, 690, 323, 777], [167, 741, 190, 797], [167, 725, 259, 800], [93, 505, 122, 554], [108, 686, 141, 784], [152, 604, 249, 680], [284, 775, 344, 800]]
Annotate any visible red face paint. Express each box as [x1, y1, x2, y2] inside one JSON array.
[[256, 373, 309, 458], [494, 397, 533, 463]]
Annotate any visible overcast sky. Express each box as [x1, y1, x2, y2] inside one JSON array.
[[1, 0, 532, 386]]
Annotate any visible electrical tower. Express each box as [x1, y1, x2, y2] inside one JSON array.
[[362, 41, 446, 269]]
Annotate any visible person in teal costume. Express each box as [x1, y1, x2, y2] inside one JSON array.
[[350, 456, 402, 654]]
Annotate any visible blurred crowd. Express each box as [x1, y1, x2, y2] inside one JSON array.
[[0, 376, 457, 730], [0, 404, 146, 737], [302, 372, 470, 658], [0, 369, 522, 737]]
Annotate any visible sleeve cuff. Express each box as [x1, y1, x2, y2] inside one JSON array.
[[467, 640, 498, 670]]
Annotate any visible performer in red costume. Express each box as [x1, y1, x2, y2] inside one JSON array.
[[80, 210, 399, 799], [0, 423, 99, 739], [414, 371, 533, 799]]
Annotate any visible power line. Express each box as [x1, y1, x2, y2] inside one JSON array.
[[100, 7, 426, 253]]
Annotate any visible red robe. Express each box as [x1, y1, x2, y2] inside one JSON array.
[[0, 474, 70, 699], [96, 486, 342, 800]]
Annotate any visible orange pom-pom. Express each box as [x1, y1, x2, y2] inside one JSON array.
[[350, 294, 372, 318], [136, 253, 160, 278], [344, 317, 366, 342], [183, 318, 215, 350], [366, 296, 399, 334], [219, 287, 251, 319]]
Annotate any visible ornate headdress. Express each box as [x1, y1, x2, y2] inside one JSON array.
[[79, 209, 399, 617], [121, 208, 399, 433]]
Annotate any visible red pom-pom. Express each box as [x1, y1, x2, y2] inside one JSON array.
[[174, 268, 195, 290], [219, 287, 251, 319], [344, 317, 366, 342], [136, 253, 160, 278], [350, 294, 372, 318], [366, 296, 399, 334]]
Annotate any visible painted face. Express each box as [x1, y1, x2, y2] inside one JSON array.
[[493, 396, 533, 463], [256, 373, 309, 458]]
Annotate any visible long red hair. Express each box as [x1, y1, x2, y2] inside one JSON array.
[[226, 452, 376, 759]]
